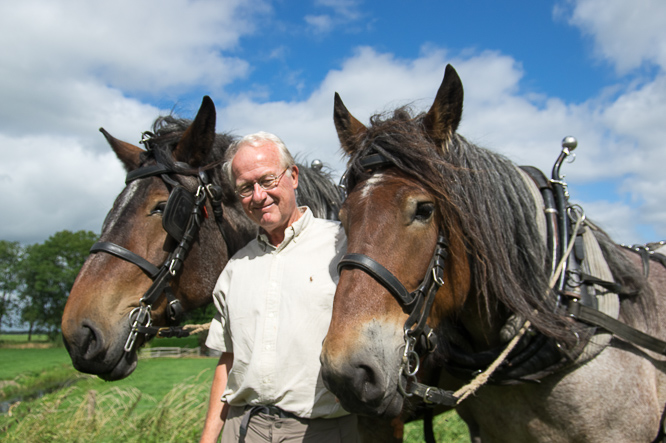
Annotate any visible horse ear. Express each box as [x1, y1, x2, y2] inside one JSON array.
[[173, 96, 217, 166], [423, 64, 464, 145], [334, 92, 367, 154], [99, 128, 142, 171]]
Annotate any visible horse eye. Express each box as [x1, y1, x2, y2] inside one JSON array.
[[151, 202, 167, 215], [414, 202, 435, 222]]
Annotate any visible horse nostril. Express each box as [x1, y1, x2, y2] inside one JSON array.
[[353, 363, 384, 406], [81, 323, 104, 360]]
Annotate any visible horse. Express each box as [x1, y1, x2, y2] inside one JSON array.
[[61, 96, 341, 382], [320, 65, 666, 442]]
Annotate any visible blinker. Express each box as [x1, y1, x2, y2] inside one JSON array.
[[162, 186, 196, 242]]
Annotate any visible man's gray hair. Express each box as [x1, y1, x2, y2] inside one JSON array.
[[223, 131, 296, 183]]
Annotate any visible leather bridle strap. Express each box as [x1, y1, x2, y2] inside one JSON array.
[[90, 242, 160, 278], [125, 164, 171, 183], [338, 254, 417, 308]]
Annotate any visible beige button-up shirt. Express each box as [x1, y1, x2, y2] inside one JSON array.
[[206, 207, 348, 419]]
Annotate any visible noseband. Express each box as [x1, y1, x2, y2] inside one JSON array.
[[90, 132, 233, 354], [337, 152, 456, 405]]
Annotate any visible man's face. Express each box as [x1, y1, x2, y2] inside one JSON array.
[[232, 142, 300, 240]]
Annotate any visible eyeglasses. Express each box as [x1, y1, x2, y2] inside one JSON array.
[[235, 167, 290, 198]]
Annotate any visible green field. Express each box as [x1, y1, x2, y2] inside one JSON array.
[[0, 333, 50, 343], [0, 339, 470, 442]]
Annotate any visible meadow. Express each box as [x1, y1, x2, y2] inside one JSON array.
[[0, 335, 470, 442]]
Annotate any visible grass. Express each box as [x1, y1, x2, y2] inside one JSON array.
[[0, 342, 471, 442], [0, 348, 71, 379], [0, 334, 50, 343], [1, 373, 213, 443], [404, 411, 471, 442]]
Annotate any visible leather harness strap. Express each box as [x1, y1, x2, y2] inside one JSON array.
[[568, 301, 666, 355]]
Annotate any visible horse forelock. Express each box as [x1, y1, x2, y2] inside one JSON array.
[[345, 107, 577, 344], [143, 115, 235, 169]]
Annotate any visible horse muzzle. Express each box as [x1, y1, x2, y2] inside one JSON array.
[[62, 318, 138, 381], [320, 319, 406, 418]]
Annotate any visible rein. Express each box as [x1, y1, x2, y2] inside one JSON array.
[[90, 132, 231, 354]]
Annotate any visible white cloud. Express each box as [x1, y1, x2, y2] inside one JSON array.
[[0, 0, 263, 95], [305, 14, 335, 34], [305, 0, 364, 34], [0, 134, 126, 244], [574, 199, 645, 244], [563, 0, 666, 72], [0, 0, 268, 243]]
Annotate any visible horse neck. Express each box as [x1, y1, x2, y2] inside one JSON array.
[[456, 287, 512, 352]]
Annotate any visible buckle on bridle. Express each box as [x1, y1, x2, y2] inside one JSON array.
[[124, 306, 152, 352]]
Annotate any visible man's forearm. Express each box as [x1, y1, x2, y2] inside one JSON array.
[[200, 352, 233, 443]]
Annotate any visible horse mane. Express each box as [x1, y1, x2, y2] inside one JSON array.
[[345, 107, 578, 344], [591, 226, 655, 330], [295, 158, 342, 220]]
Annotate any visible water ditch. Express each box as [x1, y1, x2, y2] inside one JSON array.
[[0, 375, 84, 414]]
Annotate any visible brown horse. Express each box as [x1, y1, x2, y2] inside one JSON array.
[[321, 65, 666, 442], [61, 97, 341, 382], [61, 97, 253, 380]]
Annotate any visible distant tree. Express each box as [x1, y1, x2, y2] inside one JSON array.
[[18, 230, 97, 341], [0, 240, 23, 333]]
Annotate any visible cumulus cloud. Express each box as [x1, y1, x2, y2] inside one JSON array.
[[0, 134, 126, 244], [0, 0, 267, 243], [562, 0, 666, 72]]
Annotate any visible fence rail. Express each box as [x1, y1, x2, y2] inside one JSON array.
[[139, 347, 201, 358]]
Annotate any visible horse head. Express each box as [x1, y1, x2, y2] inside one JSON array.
[[321, 66, 478, 417], [61, 97, 254, 381]]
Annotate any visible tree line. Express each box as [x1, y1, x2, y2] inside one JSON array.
[[0, 230, 98, 341]]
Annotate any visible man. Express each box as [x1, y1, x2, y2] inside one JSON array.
[[200, 132, 356, 443]]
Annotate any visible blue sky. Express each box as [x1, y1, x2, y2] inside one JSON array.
[[1, 0, 665, 245]]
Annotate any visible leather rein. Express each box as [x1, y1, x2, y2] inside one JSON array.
[[89, 132, 233, 354]]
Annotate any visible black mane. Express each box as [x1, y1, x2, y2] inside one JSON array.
[[345, 106, 576, 344]]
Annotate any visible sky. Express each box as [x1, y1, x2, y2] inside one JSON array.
[[1, 0, 665, 246]]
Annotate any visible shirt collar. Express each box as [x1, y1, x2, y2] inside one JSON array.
[[258, 207, 312, 251]]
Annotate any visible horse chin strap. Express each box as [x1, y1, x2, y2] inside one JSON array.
[[90, 150, 232, 354]]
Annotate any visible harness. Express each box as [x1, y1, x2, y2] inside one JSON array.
[[337, 136, 666, 412], [89, 132, 233, 354]]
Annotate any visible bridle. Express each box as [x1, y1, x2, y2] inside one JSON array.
[[89, 132, 233, 354], [337, 152, 456, 405]]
